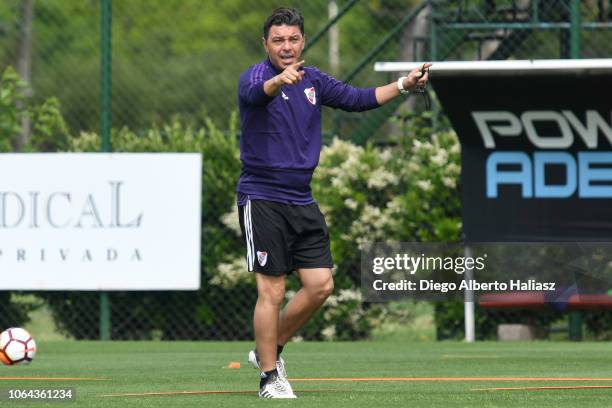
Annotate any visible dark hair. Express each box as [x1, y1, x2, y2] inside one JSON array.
[[263, 7, 304, 39]]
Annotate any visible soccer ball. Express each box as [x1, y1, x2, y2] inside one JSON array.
[[0, 328, 37, 365]]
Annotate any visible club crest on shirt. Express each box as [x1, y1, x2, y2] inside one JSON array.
[[257, 251, 268, 267], [304, 87, 316, 105]]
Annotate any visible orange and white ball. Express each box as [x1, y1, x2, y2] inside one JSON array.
[[0, 328, 36, 365]]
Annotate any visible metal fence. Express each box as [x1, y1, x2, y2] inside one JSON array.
[[1, 0, 612, 341]]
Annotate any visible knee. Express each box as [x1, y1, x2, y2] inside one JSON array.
[[312, 277, 334, 302], [258, 285, 285, 307]]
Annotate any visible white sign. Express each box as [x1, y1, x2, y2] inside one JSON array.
[[0, 153, 202, 290]]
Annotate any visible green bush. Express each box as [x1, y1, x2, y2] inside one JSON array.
[[0, 67, 27, 152], [0, 67, 70, 153], [0, 67, 70, 329], [583, 310, 612, 340], [0, 293, 39, 331]]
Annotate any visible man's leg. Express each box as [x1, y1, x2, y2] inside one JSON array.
[[254, 272, 286, 372], [277, 268, 333, 345]]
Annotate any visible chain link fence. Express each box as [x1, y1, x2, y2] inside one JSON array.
[[431, 0, 612, 61], [1, 0, 611, 341]]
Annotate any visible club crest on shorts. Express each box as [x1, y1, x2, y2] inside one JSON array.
[[304, 87, 316, 105], [256, 251, 268, 267]]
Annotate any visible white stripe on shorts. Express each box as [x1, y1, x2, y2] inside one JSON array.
[[244, 204, 251, 271], [244, 200, 255, 271]]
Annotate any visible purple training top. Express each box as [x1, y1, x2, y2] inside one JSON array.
[[236, 58, 379, 205]]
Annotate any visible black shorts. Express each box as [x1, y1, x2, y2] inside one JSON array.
[[238, 199, 333, 276]]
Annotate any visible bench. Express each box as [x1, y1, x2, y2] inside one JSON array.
[[478, 292, 612, 340]]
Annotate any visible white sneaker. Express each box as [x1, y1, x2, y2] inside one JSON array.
[[259, 372, 296, 399], [248, 349, 288, 379]]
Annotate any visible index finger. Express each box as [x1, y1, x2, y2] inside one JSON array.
[[410, 64, 426, 75], [292, 60, 305, 69]]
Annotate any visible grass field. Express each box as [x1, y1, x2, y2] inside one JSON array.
[[2, 341, 612, 407]]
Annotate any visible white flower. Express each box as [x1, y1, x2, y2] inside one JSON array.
[[385, 197, 403, 214], [431, 133, 440, 146], [321, 325, 336, 341], [356, 236, 370, 248], [416, 180, 432, 191], [450, 141, 461, 154], [379, 148, 393, 163], [431, 149, 448, 166], [367, 168, 399, 189], [381, 199, 404, 230], [407, 161, 420, 172], [344, 198, 358, 210], [318, 203, 332, 215], [446, 163, 460, 175], [357, 241, 369, 251], [210, 257, 253, 287], [361, 204, 382, 223], [413, 139, 434, 153], [325, 294, 339, 307], [331, 176, 344, 188], [220, 210, 241, 235], [442, 177, 456, 188], [338, 289, 361, 302], [325, 137, 362, 157]]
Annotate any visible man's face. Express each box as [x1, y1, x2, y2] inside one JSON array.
[[263, 24, 304, 70]]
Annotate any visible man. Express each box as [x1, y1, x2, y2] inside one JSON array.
[[237, 7, 430, 399]]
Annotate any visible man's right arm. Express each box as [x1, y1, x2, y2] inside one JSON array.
[[263, 76, 283, 97], [238, 65, 274, 106], [240, 61, 306, 105], [263, 60, 305, 97]]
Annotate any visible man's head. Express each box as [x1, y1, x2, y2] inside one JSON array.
[[263, 7, 305, 70]]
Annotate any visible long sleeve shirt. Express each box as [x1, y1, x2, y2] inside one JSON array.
[[236, 58, 379, 205]]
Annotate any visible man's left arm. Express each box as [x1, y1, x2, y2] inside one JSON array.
[[319, 63, 431, 111]]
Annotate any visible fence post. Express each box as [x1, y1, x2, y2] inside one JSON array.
[[99, 0, 112, 341], [464, 245, 475, 343], [302, 0, 361, 55], [428, 2, 438, 132], [569, 0, 581, 59], [569, 312, 583, 341]]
